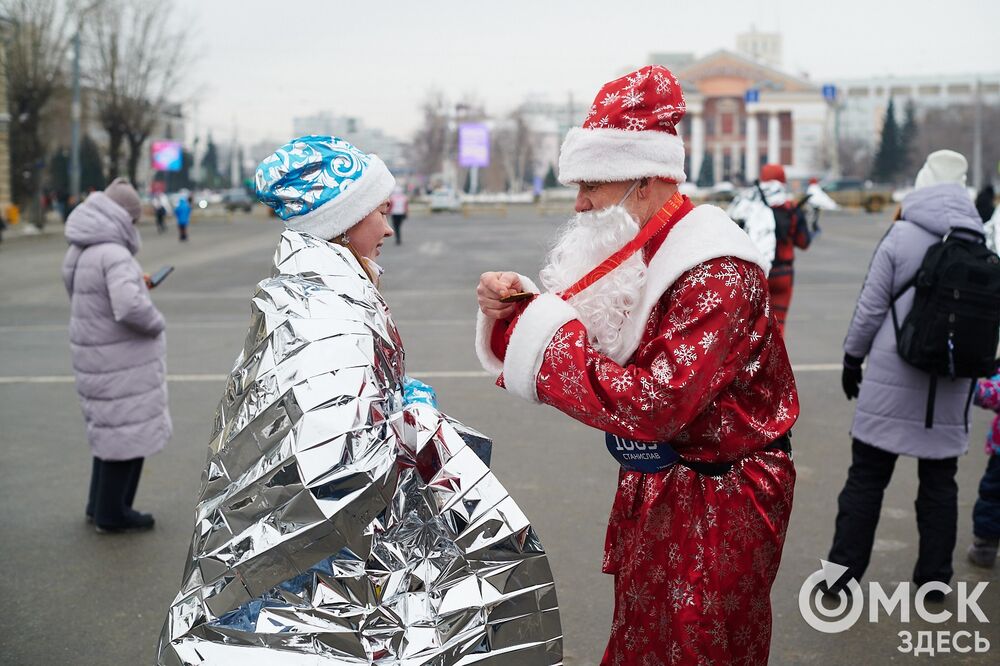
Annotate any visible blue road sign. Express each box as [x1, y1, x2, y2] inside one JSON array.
[[744, 88, 760, 103], [822, 84, 838, 101]]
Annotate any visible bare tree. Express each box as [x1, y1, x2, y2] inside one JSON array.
[[838, 138, 875, 180], [916, 104, 1000, 187], [409, 90, 449, 183], [818, 134, 874, 180], [507, 109, 533, 191], [87, 0, 188, 183], [1, 0, 78, 209]]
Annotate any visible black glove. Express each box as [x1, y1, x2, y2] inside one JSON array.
[[842, 353, 863, 400]]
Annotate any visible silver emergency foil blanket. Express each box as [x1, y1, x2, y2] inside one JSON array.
[[157, 230, 562, 665]]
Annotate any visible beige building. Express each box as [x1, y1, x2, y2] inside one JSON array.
[[667, 49, 828, 183]]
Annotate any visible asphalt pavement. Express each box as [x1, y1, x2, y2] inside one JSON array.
[[0, 205, 997, 664]]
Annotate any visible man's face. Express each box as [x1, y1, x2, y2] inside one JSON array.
[[574, 181, 635, 215]]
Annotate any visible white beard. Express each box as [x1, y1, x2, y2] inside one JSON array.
[[539, 205, 647, 359]]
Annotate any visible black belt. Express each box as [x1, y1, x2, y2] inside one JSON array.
[[678, 434, 792, 477]]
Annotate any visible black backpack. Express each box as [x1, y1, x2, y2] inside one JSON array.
[[891, 227, 1000, 427], [772, 205, 794, 242]]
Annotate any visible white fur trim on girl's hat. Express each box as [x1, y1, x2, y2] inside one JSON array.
[[914, 149, 968, 190], [255, 135, 396, 240], [283, 155, 394, 240]]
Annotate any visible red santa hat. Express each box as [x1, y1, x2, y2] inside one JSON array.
[[760, 163, 786, 183], [558, 65, 687, 185]]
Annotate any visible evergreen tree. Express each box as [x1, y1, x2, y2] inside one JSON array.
[[899, 100, 918, 179], [48, 148, 70, 195], [871, 98, 901, 183], [201, 136, 221, 188], [696, 152, 714, 187], [80, 135, 106, 192], [543, 164, 558, 189]]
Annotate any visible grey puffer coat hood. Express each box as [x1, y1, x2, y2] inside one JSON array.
[[62, 193, 171, 460], [844, 183, 982, 458]]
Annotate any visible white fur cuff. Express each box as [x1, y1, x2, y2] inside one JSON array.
[[503, 294, 579, 404], [474, 274, 539, 378]]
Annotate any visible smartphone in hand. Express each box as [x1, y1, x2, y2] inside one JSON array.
[[149, 265, 174, 288]]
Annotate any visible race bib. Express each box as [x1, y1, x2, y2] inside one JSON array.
[[604, 433, 680, 473]]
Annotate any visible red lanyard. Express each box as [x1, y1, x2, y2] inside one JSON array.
[[559, 192, 691, 301]]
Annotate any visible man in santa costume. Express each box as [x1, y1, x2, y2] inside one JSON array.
[[475, 65, 799, 665], [727, 163, 815, 336]]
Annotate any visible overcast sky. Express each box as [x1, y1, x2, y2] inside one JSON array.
[[175, 0, 999, 147]]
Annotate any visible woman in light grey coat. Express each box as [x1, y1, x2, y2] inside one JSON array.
[[62, 179, 171, 532], [828, 150, 983, 594]]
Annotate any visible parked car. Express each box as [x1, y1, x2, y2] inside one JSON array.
[[821, 178, 892, 212], [429, 188, 461, 212], [706, 181, 737, 204], [222, 188, 254, 213]]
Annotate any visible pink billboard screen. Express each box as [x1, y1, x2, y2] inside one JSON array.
[[151, 141, 183, 172]]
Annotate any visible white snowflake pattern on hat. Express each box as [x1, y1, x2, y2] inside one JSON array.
[[601, 91, 621, 107], [653, 72, 673, 95], [622, 90, 644, 109]]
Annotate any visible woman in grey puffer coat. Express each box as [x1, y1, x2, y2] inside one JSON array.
[[62, 178, 171, 532], [827, 150, 983, 594]]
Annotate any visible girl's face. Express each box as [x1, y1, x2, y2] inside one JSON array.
[[346, 199, 393, 259]]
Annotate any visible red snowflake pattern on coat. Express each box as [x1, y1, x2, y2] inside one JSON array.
[[496, 255, 798, 665]]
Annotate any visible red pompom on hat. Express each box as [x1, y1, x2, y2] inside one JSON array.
[[760, 163, 786, 183], [558, 65, 687, 185]]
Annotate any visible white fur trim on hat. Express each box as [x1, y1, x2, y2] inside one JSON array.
[[503, 293, 579, 403], [475, 274, 539, 378], [558, 127, 686, 185], [285, 155, 396, 240], [914, 149, 968, 190]]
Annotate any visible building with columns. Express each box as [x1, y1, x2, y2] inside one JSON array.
[[665, 50, 828, 184]]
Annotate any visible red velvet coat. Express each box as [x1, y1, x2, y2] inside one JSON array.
[[476, 203, 799, 665]]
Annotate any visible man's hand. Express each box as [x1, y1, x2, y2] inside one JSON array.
[[144, 273, 154, 289], [842, 353, 863, 400], [477, 271, 523, 320]]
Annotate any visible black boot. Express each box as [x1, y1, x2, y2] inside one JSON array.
[[124, 457, 144, 509], [86, 456, 100, 523], [94, 458, 154, 533]]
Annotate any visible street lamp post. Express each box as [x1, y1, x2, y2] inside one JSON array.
[[0, 15, 13, 215], [823, 84, 841, 179], [70, 30, 81, 199], [973, 78, 983, 191]]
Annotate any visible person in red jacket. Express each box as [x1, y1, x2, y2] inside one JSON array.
[[759, 163, 812, 335], [475, 65, 798, 666]]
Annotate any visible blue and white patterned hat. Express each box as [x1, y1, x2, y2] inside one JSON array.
[[255, 135, 396, 240]]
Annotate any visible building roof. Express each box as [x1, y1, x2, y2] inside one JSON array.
[[675, 49, 818, 95]]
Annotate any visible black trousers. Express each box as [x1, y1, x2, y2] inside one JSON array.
[[86, 456, 144, 526], [391, 214, 405, 244], [828, 439, 958, 588], [973, 453, 1000, 539]]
